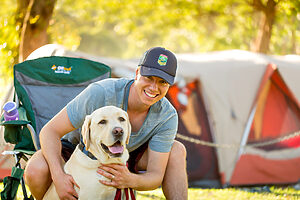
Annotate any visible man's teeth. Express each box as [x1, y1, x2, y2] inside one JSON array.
[[145, 91, 156, 98]]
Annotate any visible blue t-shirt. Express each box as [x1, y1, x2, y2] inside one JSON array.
[[66, 78, 178, 153]]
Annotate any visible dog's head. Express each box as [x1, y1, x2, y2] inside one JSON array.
[[81, 106, 131, 164]]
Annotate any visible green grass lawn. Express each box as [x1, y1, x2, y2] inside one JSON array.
[[1, 183, 300, 200], [137, 187, 300, 200]]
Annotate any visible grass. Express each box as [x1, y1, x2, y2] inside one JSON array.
[[137, 187, 300, 200], [1, 183, 300, 200]]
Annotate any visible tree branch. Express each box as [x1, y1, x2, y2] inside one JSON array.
[[252, 0, 266, 13], [19, 0, 35, 62]]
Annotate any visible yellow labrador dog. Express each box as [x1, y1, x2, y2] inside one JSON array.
[[43, 106, 132, 200]]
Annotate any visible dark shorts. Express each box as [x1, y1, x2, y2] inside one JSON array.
[[61, 139, 77, 162], [61, 139, 148, 173]]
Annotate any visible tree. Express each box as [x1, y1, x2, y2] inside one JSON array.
[[0, 0, 19, 84], [271, 0, 300, 54], [17, 0, 56, 62], [250, 0, 279, 53], [1, 0, 298, 79]]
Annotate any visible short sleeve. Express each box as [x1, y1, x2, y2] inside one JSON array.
[[66, 83, 105, 129], [149, 113, 178, 153]]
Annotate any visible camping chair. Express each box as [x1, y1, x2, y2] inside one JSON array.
[[0, 56, 111, 200]]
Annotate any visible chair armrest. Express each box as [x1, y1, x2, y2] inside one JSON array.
[[26, 124, 40, 150]]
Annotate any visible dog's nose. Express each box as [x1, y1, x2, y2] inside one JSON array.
[[112, 127, 123, 138]]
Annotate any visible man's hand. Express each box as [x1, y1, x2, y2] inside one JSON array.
[[97, 149, 169, 191], [97, 163, 133, 189], [53, 173, 80, 200]]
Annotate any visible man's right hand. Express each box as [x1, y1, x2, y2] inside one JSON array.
[[39, 107, 79, 199], [53, 173, 80, 200]]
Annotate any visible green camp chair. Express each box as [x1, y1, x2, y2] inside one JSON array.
[[0, 56, 111, 200]]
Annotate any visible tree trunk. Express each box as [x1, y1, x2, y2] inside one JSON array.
[[251, 0, 278, 54], [291, 15, 297, 54], [17, 0, 56, 62]]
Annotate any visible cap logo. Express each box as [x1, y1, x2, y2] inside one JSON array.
[[157, 54, 168, 66]]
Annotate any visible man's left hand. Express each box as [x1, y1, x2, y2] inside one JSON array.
[[97, 163, 133, 189]]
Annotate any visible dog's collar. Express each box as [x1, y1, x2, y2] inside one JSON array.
[[78, 143, 97, 160]]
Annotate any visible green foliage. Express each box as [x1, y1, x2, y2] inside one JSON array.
[[50, 0, 299, 59], [270, 0, 300, 54], [0, 0, 17, 102], [0, 0, 299, 85], [0, 0, 18, 81]]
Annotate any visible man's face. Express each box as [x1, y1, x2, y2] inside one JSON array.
[[134, 68, 170, 106]]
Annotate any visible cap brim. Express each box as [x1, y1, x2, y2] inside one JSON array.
[[140, 66, 174, 85]]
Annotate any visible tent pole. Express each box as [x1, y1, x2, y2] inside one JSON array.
[[227, 105, 257, 185], [238, 105, 256, 158]]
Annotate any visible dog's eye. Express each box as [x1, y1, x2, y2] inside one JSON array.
[[119, 117, 125, 122], [99, 119, 107, 124]]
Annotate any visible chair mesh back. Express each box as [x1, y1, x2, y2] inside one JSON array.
[[14, 56, 111, 147]]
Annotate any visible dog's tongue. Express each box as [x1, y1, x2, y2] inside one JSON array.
[[108, 144, 124, 154]]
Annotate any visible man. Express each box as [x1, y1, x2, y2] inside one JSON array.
[[25, 47, 188, 200]]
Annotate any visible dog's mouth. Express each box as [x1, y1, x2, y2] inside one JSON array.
[[101, 141, 124, 157]]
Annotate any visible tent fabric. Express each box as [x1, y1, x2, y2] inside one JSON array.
[[177, 52, 270, 185], [248, 68, 300, 150], [231, 154, 300, 185], [167, 81, 220, 185], [175, 52, 300, 185], [1, 44, 300, 187], [231, 64, 300, 185]]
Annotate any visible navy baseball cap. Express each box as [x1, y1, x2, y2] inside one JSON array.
[[139, 47, 177, 85]]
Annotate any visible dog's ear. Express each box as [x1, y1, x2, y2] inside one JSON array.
[[82, 115, 92, 150], [125, 113, 131, 144]]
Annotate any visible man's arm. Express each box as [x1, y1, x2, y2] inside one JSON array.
[[132, 148, 169, 190], [39, 107, 79, 199], [98, 147, 169, 190]]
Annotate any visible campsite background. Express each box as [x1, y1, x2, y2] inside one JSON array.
[[0, 0, 300, 199], [1, 0, 299, 86]]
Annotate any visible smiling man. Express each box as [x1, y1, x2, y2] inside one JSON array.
[[25, 47, 188, 200]]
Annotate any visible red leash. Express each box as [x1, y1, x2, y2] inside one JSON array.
[[114, 188, 135, 200], [114, 162, 136, 200]]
